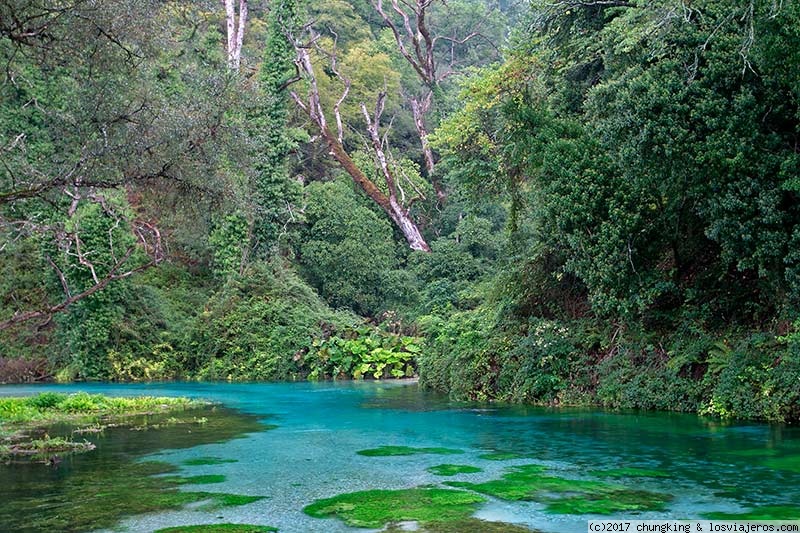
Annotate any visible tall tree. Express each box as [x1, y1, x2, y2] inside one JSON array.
[[288, 29, 431, 251], [223, 0, 248, 70], [372, 0, 504, 183]]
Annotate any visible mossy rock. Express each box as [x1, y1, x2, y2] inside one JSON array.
[[303, 487, 485, 528], [446, 464, 671, 515], [155, 525, 277, 533], [704, 506, 800, 520], [383, 518, 535, 532], [182, 457, 239, 466], [427, 464, 483, 476], [590, 468, 670, 479], [478, 452, 527, 461], [357, 446, 463, 457]]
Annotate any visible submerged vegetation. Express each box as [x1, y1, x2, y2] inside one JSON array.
[[426, 464, 483, 476], [0, 392, 208, 461], [303, 487, 486, 528], [0, 398, 269, 531], [357, 446, 464, 457], [154, 526, 278, 533], [446, 464, 672, 515]]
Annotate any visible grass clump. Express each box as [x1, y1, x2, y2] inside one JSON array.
[[704, 506, 800, 520], [357, 445, 463, 457], [303, 487, 485, 528], [155, 526, 277, 533], [446, 464, 671, 515], [0, 392, 203, 424], [427, 464, 483, 476], [182, 457, 238, 466]]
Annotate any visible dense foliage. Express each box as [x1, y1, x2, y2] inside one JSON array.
[[1, 0, 799, 421]]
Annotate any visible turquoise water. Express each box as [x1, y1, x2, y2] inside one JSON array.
[[1, 381, 799, 532]]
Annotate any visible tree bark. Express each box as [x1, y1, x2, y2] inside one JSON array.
[[223, 0, 247, 70]]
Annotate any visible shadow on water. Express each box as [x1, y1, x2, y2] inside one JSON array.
[[0, 405, 269, 532]]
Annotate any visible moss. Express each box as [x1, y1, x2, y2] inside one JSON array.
[[357, 445, 463, 457], [427, 464, 483, 476], [704, 506, 800, 520], [446, 464, 671, 515], [590, 467, 670, 479], [182, 457, 239, 466], [155, 525, 278, 533], [383, 518, 535, 532], [303, 487, 485, 528], [478, 452, 527, 461]]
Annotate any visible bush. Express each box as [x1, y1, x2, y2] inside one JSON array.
[[306, 328, 420, 380], [184, 261, 357, 381]]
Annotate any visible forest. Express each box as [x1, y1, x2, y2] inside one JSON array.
[[1, 0, 799, 422]]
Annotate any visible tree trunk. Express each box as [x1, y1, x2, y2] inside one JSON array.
[[223, 0, 247, 70], [319, 126, 430, 252]]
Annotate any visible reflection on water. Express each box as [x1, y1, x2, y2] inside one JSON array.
[[1, 381, 798, 532]]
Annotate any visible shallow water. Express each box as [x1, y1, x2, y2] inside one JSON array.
[[1, 381, 799, 532]]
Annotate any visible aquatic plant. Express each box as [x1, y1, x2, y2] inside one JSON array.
[[446, 464, 671, 514], [478, 452, 527, 461], [357, 445, 463, 456], [383, 518, 535, 532], [426, 464, 483, 476], [303, 487, 485, 528], [590, 467, 670, 479], [182, 457, 239, 466], [155, 524, 278, 532], [170, 475, 227, 485], [704, 506, 800, 520]]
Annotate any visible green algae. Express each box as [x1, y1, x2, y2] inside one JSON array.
[[155, 525, 278, 533], [478, 451, 527, 461], [357, 445, 464, 457], [303, 487, 485, 528], [183, 456, 239, 466], [427, 464, 483, 476], [590, 467, 670, 479], [704, 506, 800, 520], [383, 518, 535, 532], [446, 464, 671, 515]]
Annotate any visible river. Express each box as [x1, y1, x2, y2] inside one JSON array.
[[1, 381, 798, 532]]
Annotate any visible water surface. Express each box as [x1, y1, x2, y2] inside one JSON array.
[[1, 381, 799, 532]]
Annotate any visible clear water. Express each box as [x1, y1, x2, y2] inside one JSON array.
[[1, 381, 799, 532]]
